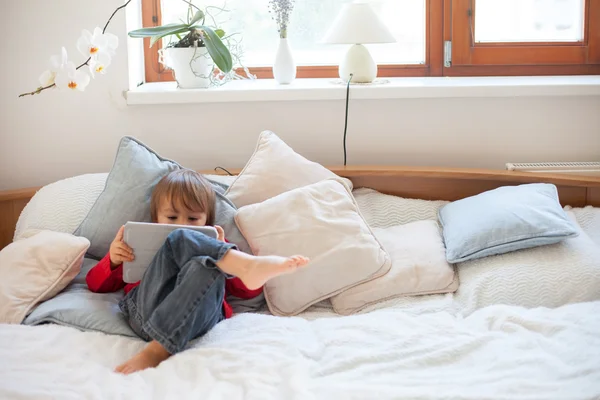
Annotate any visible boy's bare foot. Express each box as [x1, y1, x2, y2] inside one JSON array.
[[218, 252, 310, 290], [115, 340, 171, 374]]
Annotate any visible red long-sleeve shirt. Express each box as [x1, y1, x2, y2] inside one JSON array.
[[86, 253, 262, 319]]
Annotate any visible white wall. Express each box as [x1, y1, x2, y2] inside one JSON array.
[[2, 0, 599, 191]]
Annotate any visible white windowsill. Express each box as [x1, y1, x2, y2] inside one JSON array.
[[125, 75, 600, 105]]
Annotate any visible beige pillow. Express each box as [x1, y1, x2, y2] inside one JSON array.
[[331, 220, 458, 315], [225, 130, 352, 208], [0, 230, 90, 324], [235, 179, 390, 316]]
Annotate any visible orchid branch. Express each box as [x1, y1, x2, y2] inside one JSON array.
[[18, 0, 132, 98]]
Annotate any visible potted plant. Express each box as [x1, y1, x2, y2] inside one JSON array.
[[128, 4, 233, 89]]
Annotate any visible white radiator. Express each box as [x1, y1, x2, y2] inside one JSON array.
[[506, 162, 600, 176]]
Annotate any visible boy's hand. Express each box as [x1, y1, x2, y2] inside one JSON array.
[[215, 225, 225, 242], [109, 225, 134, 269]]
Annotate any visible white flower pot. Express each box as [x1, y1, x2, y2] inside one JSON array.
[[273, 38, 296, 85], [160, 47, 214, 89]]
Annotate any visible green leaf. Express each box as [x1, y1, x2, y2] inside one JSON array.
[[148, 27, 192, 47], [188, 10, 204, 26], [197, 26, 233, 72], [128, 23, 189, 38], [215, 29, 225, 38]]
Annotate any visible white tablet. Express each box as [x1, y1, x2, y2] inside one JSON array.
[[122, 221, 218, 283]]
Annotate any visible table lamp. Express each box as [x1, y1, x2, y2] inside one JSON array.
[[322, 1, 396, 83]]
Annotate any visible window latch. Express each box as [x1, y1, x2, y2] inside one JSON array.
[[444, 40, 452, 67]]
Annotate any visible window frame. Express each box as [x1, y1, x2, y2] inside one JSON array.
[[139, 0, 599, 82], [445, 0, 600, 76]]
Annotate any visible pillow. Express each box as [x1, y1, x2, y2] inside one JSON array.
[[14, 173, 108, 241], [353, 188, 449, 228], [235, 179, 391, 316], [331, 220, 458, 315], [566, 205, 600, 246], [73, 136, 180, 259], [225, 130, 353, 208], [23, 258, 137, 337], [0, 230, 89, 324], [438, 183, 579, 263], [454, 211, 600, 315], [73, 136, 251, 258], [24, 250, 262, 336]]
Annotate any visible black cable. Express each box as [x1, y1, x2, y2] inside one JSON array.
[[343, 73, 353, 166], [214, 166, 233, 176]]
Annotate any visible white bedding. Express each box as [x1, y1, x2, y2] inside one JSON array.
[[1, 301, 600, 400], [3, 184, 600, 399]]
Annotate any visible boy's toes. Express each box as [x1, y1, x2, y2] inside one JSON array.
[[290, 255, 309, 267]]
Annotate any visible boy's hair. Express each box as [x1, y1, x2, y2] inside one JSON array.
[[150, 169, 216, 225]]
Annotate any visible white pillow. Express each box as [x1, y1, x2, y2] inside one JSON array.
[[353, 188, 449, 228], [566, 205, 600, 247], [14, 173, 108, 241], [331, 220, 458, 315], [225, 130, 353, 208], [0, 230, 90, 324], [454, 211, 600, 315], [235, 179, 390, 316]]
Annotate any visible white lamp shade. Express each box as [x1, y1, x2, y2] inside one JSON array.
[[322, 1, 396, 44]]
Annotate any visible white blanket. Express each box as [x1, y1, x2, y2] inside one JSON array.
[[3, 187, 600, 399], [1, 300, 600, 400]]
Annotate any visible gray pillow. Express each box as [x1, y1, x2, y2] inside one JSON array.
[[24, 258, 137, 337], [25, 258, 264, 336], [73, 136, 251, 258], [438, 183, 579, 263]]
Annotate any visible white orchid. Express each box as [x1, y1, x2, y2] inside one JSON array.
[[77, 27, 119, 58], [55, 61, 91, 92], [38, 47, 69, 87], [88, 52, 112, 77]]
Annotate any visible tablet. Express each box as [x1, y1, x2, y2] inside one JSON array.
[[122, 222, 218, 283]]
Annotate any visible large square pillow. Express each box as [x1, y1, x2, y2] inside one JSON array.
[[73, 136, 251, 258], [331, 220, 458, 315], [454, 211, 600, 315], [438, 183, 579, 263], [0, 230, 89, 324], [73, 137, 180, 259], [235, 179, 391, 316], [225, 130, 353, 208]]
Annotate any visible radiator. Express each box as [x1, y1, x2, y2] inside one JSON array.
[[506, 162, 600, 176]]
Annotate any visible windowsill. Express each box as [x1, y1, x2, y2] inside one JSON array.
[[125, 75, 600, 105]]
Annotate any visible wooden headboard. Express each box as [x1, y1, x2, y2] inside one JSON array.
[[1, 166, 599, 250]]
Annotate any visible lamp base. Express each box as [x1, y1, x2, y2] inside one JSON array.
[[339, 44, 377, 83]]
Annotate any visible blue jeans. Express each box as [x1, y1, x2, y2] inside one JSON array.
[[119, 229, 236, 354]]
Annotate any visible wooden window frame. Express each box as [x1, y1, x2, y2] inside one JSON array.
[[140, 0, 599, 82], [445, 0, 600, 76]]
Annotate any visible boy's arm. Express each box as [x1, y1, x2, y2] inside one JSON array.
[[86, 253, 127, 293]]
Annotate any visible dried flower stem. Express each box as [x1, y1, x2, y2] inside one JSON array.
[[268, 0, 295, 39]]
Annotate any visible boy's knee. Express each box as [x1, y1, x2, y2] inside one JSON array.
[[166, 228, 188, 246], [166, 228, 208, 249]]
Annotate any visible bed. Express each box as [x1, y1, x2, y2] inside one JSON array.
[[1, 164, 600, 400]]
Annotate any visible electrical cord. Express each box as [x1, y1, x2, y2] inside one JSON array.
[[343, 73, 353, 166], [214, 166, 234, 176]]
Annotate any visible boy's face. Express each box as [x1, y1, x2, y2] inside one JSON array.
[[156, 198, 207, 226]]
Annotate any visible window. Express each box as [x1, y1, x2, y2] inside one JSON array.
[[140, 0, 600, 82], [447, 0, 600, 76]]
